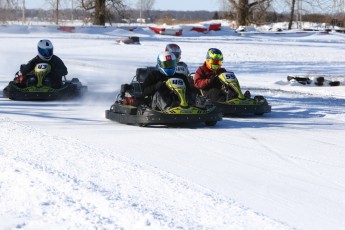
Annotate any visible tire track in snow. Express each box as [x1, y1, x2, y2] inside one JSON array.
[[242, 130, 345, 191]]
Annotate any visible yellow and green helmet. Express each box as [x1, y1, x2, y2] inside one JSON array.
[[206, 48, 223, 71]]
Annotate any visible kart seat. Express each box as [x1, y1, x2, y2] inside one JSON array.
[[136, 67, 156, 83], [136, 68, 149, 83]]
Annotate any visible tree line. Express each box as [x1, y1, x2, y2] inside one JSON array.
[[226, 0, 345, 29], [0, 0, 344, 29]]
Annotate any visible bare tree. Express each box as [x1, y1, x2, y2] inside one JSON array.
[[0, 0, 18, 7], [284, 0, 345, 30], [56, 0, 59, 24], [136, 0, 154, 21], [288, 0, 296, 29], [22, 0, 25, 22], [0, 0, 19, 22], [227, 0, 272, 26], [80, 0, 127, 25], [45, 0, 70, 24]]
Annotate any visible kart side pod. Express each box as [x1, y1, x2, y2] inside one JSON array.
[[218, 72, 245, 99]]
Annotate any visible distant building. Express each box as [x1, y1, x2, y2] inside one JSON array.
[[137, 18, 146, 23]]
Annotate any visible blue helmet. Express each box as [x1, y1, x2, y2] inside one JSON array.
[[37, 39, 53, 61], [157, 51, 177, 76]]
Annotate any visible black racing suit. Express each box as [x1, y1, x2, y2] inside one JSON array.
[[143, 69, 194, 111], [20, 55, 68, 89]]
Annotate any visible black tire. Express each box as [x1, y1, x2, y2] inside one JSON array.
[[71, 78, 80, 83], [136, 105, 147, 127], [205, 121, 217, 126], [329, 81, 340, 86], [254, 95, 264, 102]]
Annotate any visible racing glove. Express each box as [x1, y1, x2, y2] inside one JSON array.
[[209, 76, 218, 85]]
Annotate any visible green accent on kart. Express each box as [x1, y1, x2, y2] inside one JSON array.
[[34, 63, 51, 88], [37, 75, 44, 87], [165, 77, 189, 108], [218, 72, 245, 99], [164, 77, 217, 115], [163, 106, 215, 115], [217, 72, 268, 106], [224, 98, 261, 105], [12, 82, 69, 93]]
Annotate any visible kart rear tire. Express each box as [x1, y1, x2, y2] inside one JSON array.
[[205, 121, 217, 126], [137, 106, 147, 127]]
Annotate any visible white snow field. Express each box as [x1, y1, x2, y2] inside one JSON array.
[[1, 22, 345, 229]]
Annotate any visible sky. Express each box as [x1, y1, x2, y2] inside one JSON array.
[[25, 0, 222, 11], [152, 0, 221, 11]]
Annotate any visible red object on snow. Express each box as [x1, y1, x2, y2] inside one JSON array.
[[149, 26, 164, 34], [208, 23, 221, 31], [57, 26, 75, 32], [149, 26, 183, 36], [173, 29, 183, 36], [190, 27, 208, 33]]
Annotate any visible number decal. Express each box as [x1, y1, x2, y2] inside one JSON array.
[[176, 66, 185, 72], [225, 72, 236, 81], [170, 78, 185, 88], [38, 64, 47, 69], [172, 79, 184, 85], [37, 63, 49, 70]]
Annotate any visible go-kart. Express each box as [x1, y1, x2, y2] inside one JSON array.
[[3, 63, 87, 101], [195, 72, 271, 115], [105, 67, 222, 127]]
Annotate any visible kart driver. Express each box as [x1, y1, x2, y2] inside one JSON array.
[[17, 39, 68, 89]]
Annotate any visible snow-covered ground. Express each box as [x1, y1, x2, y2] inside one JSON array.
[[1, 22, 345, 230]]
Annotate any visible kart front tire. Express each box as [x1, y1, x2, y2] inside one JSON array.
[[205, 121, 217, 126]]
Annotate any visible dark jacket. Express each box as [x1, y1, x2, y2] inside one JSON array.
[[194, 62, 226, 93], [20, 55, 68, 88], [20, 55, 68, 78], [143, 69, 191, 97]]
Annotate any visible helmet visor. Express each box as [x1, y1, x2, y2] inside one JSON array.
[[38, 47, 53, 58], [160, 59, 176, 69], [208, 59, 222, 65]]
